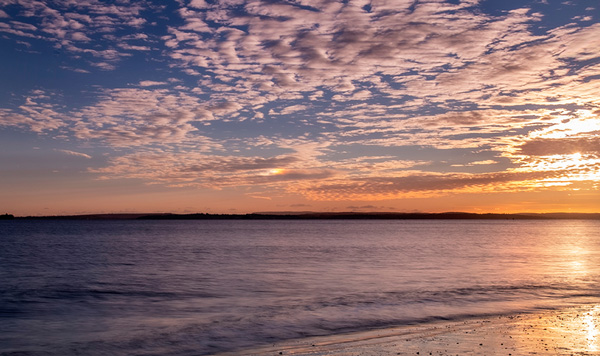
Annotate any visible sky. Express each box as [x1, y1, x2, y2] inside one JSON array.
[[0, 0, 599, 216]]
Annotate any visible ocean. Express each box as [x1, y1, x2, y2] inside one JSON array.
[[1, 219, 599, 355]]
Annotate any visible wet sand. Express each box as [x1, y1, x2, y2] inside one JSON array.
[[216, 304, 600, 356]]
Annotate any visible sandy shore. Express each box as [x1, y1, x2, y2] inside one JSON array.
[[215, 304, 600, 356]]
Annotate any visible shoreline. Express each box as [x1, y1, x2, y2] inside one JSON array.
[[215, 304, 600, 356]]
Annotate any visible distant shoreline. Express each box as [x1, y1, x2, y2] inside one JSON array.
[[8, 212, 600, 220]]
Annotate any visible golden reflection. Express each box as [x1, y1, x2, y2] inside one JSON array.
[[507, 305, 600, 354], [566, 244, 590, 277], [584, 306, 600, 352]]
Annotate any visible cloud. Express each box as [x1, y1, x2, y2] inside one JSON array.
[[89, 150, 332, 189], [1, 87, 216, 146], [69, 88, 208, 146], [347, 205, 378, 210], [138, 80, 169, 87], [60, 66, 91, 73], [0, 91, 65, 132], [71, 32, 91, 42], [54, 149, 92, 159], [519, 137, 600, 156], [159, 0, 600, 120], [274, 104, 308, 115], [451, 160, 498, 167], [0, 0, 157, 70], [290, 204, 311, 208], [90, 61, 117, 71], [10, 21, 36, 32], [118, 43, 151, 51], [181, 156, 299, 173], [297, 168, 595, 201], [3, 0, 599, 206], [188, 0, 209, 9]]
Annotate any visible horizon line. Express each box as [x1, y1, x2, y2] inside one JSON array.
[[4, 211, 600, 220]]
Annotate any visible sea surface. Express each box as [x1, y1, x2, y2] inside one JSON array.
[[1, 219, 599, 355]]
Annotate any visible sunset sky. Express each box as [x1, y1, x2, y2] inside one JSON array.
[[1, 0, 599, 216]]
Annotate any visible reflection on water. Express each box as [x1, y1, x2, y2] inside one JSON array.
[[564, 225, 594, 279], [509, 304, 600, 354], [584, 306, 599, 352], [551, 305, 600, 354]]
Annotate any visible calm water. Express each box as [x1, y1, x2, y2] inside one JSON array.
[[1, 219, 599, 355]]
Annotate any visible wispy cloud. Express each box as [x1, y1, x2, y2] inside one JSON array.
[[54, 149, 92, 159]]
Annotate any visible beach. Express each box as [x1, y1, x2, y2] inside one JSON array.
[[220, 304, 600, 356]]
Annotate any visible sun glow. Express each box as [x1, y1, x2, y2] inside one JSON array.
[[524, 152, 586, 170], [513, 152, 600, 186], [530, 110, 600, 140], [268, 168, 285, 175]]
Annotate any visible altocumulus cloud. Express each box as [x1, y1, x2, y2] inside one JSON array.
[[0, 0, 599, 204]]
